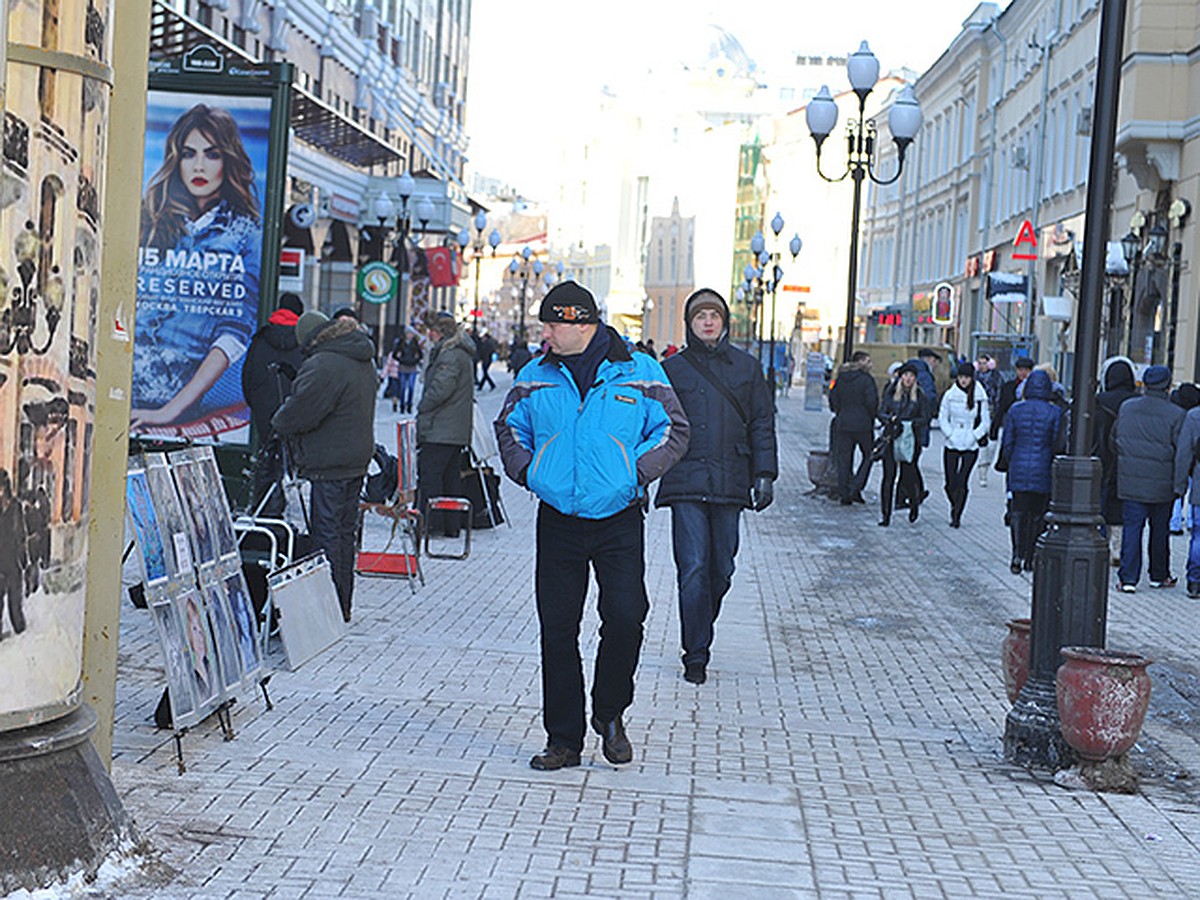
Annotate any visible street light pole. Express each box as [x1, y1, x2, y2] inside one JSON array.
[[806, 43, 922, 362], [1002, 0, 1129, 774]]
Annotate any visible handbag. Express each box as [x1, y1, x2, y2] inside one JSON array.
[[894, 421, 915, 464], [974, 405, 989, 447], [994, 446, 1009, 472]]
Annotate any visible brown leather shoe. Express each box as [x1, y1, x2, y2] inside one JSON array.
[[529, 744, 580, 771], [590, 715, 633, 764]]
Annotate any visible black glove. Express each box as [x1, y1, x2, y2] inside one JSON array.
[[752, 476, 774, 512]]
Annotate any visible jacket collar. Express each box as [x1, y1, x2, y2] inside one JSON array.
[[540, 325, 631, 367]]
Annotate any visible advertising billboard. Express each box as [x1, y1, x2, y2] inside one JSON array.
[[131, 51, 290, 446]]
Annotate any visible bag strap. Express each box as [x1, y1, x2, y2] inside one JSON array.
[[679, 351, 749, 427]]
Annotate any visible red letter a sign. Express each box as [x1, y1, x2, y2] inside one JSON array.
[[1013, 220, 1038, 261]]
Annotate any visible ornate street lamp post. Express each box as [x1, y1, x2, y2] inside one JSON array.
[[806, 43, 922, 362], [508, 246, 537, 344], [748, 215, 803, 392], [1003, 0, 1130, 772]]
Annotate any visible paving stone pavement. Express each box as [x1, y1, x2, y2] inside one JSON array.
[[105, 370, 1200, 899]]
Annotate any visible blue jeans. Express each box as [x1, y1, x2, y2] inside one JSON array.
[[670, 502, 742, 667], [1119, 499, 1173, 586], [398, 371, 418, 411], [1187, 512, 1200, 585]]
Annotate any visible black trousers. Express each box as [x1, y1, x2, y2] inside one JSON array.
[[535, 503, 648, 752], [310, 476, 362, 620], [1011, 491, 1050, 564], [417, 442, 465, 536], [833, 426, 873, 500], [943, 449, 979, 524], [880, 446, 922, 522]]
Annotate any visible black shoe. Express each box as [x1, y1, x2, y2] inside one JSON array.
[[684, 662, 707, 684], [949, 516, 961, 528], [1023, 558, 1034, 572], [878, 517, 890, 527], [1188, 581, 1200, 599], [852, 492, 865, 504], [908, 504, 919, 522], [1011, 559, 1023, 575], [529, 744, 581, 770], [839, 497, 853, 506], [590, 715, 633, 764]]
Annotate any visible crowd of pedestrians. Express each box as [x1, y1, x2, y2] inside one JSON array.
[[827, 344, 1200, 597]]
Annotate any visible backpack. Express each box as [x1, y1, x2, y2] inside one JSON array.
[[362, 444, 399, 504]]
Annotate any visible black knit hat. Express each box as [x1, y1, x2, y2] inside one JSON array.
[[539, 282, 598, 324], [956, 362, 975, 379]]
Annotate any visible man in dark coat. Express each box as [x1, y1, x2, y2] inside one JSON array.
[[657, 289, 776, 685], [828, 350, 878, 505], [1001, 369, 1064, 572], [509, 338, 532, 374], [418, 312, 476, 537], [989, 356, 1034, 441], [1112, 364, 1185, 592], [1093, 357, 1138, 565], [242, 292, 306, 514], [475, 330, 497, 391], [272, 310, 378, 621]]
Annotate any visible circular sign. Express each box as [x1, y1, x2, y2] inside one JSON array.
[[289, 203, 315, 229], [358, 261, 399, 305]]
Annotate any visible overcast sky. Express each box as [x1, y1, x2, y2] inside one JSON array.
[[465, 0, 997, 199]]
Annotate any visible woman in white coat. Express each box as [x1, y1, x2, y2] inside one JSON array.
[[939, 362, 992, 528]]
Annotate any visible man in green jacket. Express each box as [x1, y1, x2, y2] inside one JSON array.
[[417, 311, 476, 536], [272, 311, 377, 622]]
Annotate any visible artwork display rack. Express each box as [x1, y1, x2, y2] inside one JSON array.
[[126, 446, 269, 773]]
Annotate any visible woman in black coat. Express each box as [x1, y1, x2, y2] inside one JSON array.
[[877, 363, 930, 526]]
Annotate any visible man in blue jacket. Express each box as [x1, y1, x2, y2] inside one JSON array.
[[657, 290, 776, 685], [495, 282, 690, 771]]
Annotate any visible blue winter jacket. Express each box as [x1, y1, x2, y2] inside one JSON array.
[[494, 326, 690, 519], [1001, 370, 1063, 494]]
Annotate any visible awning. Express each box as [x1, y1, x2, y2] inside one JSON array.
[[149, 1, 403, 170]]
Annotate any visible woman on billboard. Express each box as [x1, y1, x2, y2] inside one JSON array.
[[132, 103, 262, 434]]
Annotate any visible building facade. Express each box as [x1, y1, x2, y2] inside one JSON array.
[[859, 0, 1199, 383], [643, 197, 695, 349]]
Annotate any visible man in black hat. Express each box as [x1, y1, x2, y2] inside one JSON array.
[[495, 282, 689, 771]]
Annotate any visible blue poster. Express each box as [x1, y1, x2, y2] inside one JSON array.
[[132, 91, 272, 442]]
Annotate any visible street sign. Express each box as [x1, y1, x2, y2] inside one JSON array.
[[1013, 220, 1038, 261], [358, 261, 400, 305], [932, 282, 954, 325]]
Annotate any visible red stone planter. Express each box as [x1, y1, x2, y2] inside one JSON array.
[[1055, 647, 1152, 762], [1001, 618, 1031, 704]]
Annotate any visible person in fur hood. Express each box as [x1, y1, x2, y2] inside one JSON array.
[[272, 310, 378, 621]]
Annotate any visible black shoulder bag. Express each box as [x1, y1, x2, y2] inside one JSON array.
[[679, 352, 749, 426]]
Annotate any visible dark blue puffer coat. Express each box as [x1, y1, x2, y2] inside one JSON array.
[[1001, 370, 1063, 494]]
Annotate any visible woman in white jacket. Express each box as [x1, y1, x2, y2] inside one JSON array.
[[939, 362, 992, 528]]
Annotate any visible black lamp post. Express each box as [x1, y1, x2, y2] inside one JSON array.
[[806, 43, 922, 363], [461, 212, 500, 331], [508, 246, 541, 344], [749, 215, 803, 392], [1002, 0, 1129, 772]]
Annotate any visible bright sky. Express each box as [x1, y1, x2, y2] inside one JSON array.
[[466, 0, 996, 199]]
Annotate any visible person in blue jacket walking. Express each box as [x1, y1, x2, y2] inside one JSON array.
[[494, 282, 690, 771], [1000, 369, 1064, 573]]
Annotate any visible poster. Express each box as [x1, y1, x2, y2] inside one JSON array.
[[223, 570, 261, 680], [169, 452, 218, 568], [145, 453, 193, 577], [150, 598, 197, 727], [203, 578, 242, 693], [131, 92, 272, 443], [193, 447, 238, 560], [125, 468, 169, 587], [177, 588, 220, 713]]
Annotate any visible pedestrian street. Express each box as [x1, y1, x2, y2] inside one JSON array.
[[105, 371, 1200, 898]]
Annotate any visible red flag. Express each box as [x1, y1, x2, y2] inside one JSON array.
[[426, 247, 460, 287]]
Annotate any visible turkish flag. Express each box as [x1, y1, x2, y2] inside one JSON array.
[[426, 246, 460, 287]]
